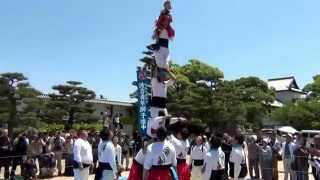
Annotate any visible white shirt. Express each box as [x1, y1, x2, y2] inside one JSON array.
[[147, 116, 166, 138], [170, 135, 189, 160], [205, 142, 210, 151], [203, 148, 225, 180], [98, 141, 117, 174], [152, 78, 167, 98], [144, 140, 177, 170], [230, 145, 245, 179], [230, 146, 245, 165], [115, 144, 122, 165], [280, 142, 295, 160], [191, 145, 207, 161], [73, 138, 93, 165], [134, 149, 146, 165], [159, 29, 169, 39]]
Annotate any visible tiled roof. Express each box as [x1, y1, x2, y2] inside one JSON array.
[[267, 76, 298, 91], [86, 99, 134, 107], [37, 94, 134, 107]]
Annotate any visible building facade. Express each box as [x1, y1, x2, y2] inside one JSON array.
[[268, 76, 307, 104]]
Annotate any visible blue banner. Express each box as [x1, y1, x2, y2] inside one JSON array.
[[136, 67, 151, 136]]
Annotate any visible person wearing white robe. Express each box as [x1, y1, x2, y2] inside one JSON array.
[[73, 131, 93, 180]]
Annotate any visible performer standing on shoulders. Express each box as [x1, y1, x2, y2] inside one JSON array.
[[143, 127, 177, 180], [73, 130, 93, 180], [95, 128, 117, 180]]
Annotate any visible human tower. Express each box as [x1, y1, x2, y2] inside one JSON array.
[[141, 0, 176, 138]]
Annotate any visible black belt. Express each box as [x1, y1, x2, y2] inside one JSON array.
[[151, 164, 172, 169], [150, 97, 167, 108], [193, 159, 204, 166], [98, 162, 112, 170], [72, 160, 91, 169], [158, 38, 169, 48], [177, 159, 186, 164]]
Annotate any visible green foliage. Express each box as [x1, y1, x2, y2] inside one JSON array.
[[0, 73, 42, 135], [304, 74, 320, 98], [271, 74, 320, 130], [270, 99, 320, 130], [168, 60, 275, 130], [46, 81, 96, 129], [181, 59, 224, 84]]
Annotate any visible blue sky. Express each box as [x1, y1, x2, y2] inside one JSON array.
[[0, 0, 319, 101]]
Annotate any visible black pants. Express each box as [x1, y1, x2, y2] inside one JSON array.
[[64, 154, 74, 176], [11, 157, 24, 176], [0, 158, 11, 178], [210, 170, 228, 180], [313, 167, 320, 180]]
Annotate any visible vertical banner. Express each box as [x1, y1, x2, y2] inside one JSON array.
[[136, 67, 151, 136]]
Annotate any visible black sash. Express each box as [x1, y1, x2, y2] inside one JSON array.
[[151, 164, 172, 169], [72, 160, 91, 169], [158, 38, 169, 48], [177, 159, 186, 164], [150, 97, 167, 108], [193, 159, 204, 166], [94, 162, 113, 180]]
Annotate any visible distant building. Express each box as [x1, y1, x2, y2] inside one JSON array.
[[86, 98, 134, 120], [268, 76, 307, 104], [38, 94, 134, 118]]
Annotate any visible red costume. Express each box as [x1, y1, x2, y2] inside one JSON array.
[[128, 149, 145, 180], [170, 134, 191, 180], [128, 159, 143, 180], [148, 168, 173, 180], [177, 159, 191, 180], [155, 9, 175, 39]]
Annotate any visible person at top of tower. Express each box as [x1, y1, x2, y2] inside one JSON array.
[[147, 0, 175, 84], [148, 0, 175, 52], [154, 0, 175, 40]]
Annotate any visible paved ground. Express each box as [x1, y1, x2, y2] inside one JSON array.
[[0, 160, 313, 180]]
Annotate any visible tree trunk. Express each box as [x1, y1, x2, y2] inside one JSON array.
[[8, 98, 17, 137], [66, 109, 74, 130]]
